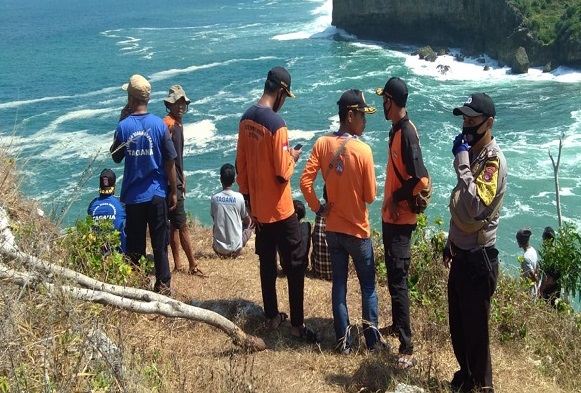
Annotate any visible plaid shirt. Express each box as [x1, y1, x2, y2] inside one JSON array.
[[310, 216, 332, 280]]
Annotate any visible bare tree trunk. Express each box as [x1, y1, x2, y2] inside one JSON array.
[[548, 133, 564, 227], [0, 248, 266, 352]]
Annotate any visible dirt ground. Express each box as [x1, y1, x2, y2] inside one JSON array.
[[119, 225, 567, 393]]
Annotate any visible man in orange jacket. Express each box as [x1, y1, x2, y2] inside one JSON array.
[[377, 77, 429, 369], [236, 66, 319, 343]]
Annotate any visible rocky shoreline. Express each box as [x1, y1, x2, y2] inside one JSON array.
[[332, 0, 581, 73]]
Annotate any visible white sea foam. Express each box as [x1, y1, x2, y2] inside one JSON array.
[[183, 119, 216, 149], [0, 87, 119, 110], [404, 49, 581, 83], [149, 56, 277, 83], [38, 108, 113, 135]]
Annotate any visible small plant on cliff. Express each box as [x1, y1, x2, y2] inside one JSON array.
[[59, 216, 152, 285], [539, 222, 581, 300]]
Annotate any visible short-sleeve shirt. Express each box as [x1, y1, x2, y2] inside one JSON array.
[[87, 195, 127, 252], [112, 113, 177, 204], [211, 189, 249, 254]]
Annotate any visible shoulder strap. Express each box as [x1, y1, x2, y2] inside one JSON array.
[[325, 136, 351, 178]]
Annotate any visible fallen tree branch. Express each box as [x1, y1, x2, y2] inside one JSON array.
[[0, 248, 266, 352]]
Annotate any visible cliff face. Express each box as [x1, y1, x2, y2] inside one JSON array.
[[332, 0, 561, 67]]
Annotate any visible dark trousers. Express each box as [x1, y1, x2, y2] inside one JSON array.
[[382, 221, 416, 355], [448, 245, 499, 393], [125, 195, 171, 291], [255, 214, 305, 327]]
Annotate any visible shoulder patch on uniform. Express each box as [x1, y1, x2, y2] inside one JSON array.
[[475, 158, 500, 205]]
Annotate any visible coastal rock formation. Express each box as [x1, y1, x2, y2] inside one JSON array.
[[332, 0, 578, 68]]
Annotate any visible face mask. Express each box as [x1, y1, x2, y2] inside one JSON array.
[[462, 118, 488, 146]]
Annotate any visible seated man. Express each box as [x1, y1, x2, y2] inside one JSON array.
[[211, 163, 253, 258], [87, 168, 126, 253]]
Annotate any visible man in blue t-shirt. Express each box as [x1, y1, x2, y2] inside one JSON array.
[[87, 168, 127, 253], [110, 74, 178, 295]]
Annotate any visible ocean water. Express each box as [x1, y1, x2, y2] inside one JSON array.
[[1, 0, 580, 275]]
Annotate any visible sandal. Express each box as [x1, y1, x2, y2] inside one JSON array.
[[268, 312, 288, 330], [292, 325, 321, 344], [188, 266, 208, 278], [396, 354, 417, 370]]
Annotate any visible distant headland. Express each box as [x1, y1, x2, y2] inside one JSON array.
[[332, 0, 581, 73]]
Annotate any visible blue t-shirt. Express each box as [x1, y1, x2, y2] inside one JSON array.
[[87, 195, 127, 252], [112, 113, 177, 204]]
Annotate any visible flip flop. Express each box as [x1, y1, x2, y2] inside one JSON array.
[[292, 325, 321, 344], [268, 312, 288, 330], [188, 266, 208, 278], [396, 354, 417, 370]]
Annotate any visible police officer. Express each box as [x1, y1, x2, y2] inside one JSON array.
[[443, 93, 507, 393]]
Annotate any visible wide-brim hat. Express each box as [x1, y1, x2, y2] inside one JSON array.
[[164, 84, 191, 105]]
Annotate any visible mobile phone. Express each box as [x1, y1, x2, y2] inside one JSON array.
[[294, 143, 303, 150]]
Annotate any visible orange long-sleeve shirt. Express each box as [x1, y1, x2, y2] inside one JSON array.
[[300, 133, 376, 239], [236, 104, 295, 223]]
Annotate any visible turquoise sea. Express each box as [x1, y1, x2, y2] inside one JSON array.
[[1, 0, 580, 275]]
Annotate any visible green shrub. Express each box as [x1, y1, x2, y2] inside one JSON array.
[[539, 222, 581, 300], [59, 216, 152, 286]]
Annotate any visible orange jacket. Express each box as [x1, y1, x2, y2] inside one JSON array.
[[383, 115, 429, 225], [236, 104, 295, 223], [300, 133, 376, 239]]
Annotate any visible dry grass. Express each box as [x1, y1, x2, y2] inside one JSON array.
[[1, 151, 580, 392]]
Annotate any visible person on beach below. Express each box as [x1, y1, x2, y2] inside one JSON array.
[[110, 74, 178, 295], [87, 168, 127, 253], [516, 228, 539, 295], [236, 66, 320, 343], [300, 89, 379, 354], [443, 93, 507, 393], [163, 85, 206, 277], [376, 77, 429, 369], [211, 163, 253, 258]]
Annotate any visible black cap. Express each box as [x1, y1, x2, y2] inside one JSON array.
[[337, 89, 376, 114], [453, 93, 496, 118], [542, 226, 556, 241], [376, 77, 408, 107], [267, 66, 295, 98], [99, 169, 116, 195], [516, 228, 532, 245]]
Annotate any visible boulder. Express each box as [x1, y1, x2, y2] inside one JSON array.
[[417, 46, 436, 60], [512, 46, 530, 74], [543, 61, 552, 73], [454, 53, 465, 62], [484, 65, 491, 71]]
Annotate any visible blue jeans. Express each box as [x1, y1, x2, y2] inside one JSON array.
[[326, 232, 379, 350]]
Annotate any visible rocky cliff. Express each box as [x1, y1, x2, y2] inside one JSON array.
[[332, 0, 572, 68]]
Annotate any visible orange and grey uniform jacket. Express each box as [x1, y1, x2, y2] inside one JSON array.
[[236, 104, 295, 224], [300, 132, 376, 239], [448, 137, 507, 250], [383, 115, 429, 225]]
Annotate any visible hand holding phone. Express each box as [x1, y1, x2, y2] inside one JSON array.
[[294, 143, 303, 150]]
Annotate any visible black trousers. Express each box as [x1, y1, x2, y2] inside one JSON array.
[[448, 244, 499, 393], [382, 221, 416, 355], [255, 214, 305, 327], [125, 195, 171, 291]]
